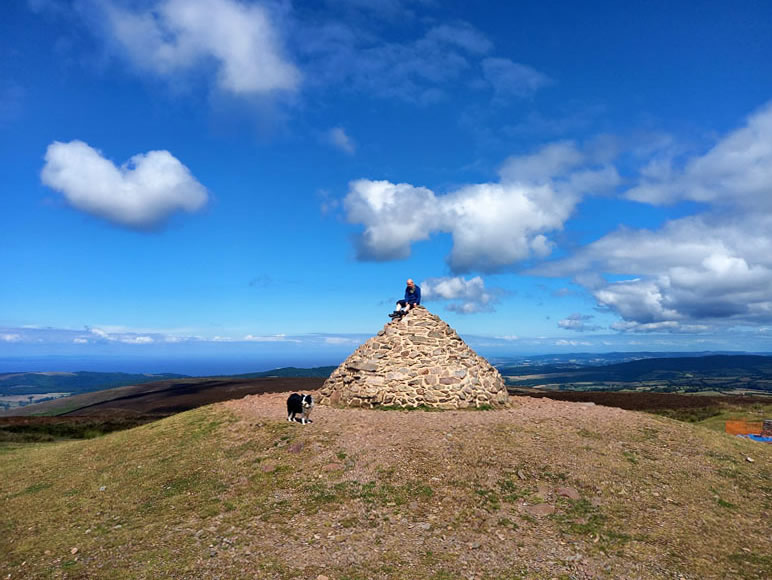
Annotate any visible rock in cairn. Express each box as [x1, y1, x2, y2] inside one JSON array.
[[319, 306, 509, 409]]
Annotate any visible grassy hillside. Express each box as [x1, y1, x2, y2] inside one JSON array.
[[2, 395, 770, 579]]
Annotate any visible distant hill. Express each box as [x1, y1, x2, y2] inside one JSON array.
[[0, 371, 188, 396], [501, 354, 772, 379], [227, 366, 335, 379], [502, 354, 772, 394], [2, 377, 325, 417]]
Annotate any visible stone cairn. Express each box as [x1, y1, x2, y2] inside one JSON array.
[[319, 306, 509, 409]]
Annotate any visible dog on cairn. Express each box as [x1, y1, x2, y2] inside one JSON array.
[[287, 393, 314, 424]]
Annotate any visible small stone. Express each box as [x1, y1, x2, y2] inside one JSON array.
[[98, 486, 106, 492], [523, 504, 555, 517], [70, 547, 78, 555], [317, 575, 329, 580], [745, 456, 755, 463], [517, 470, 527, 480], [555, 487, 581, 500]]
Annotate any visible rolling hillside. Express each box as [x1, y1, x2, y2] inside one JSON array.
[[502, 355, 772, 394], [0, 371, 188, 396], [2, 377, 325, 417], [2, 393, 770, 579]]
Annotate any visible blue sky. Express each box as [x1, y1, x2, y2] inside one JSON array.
[[3, 0, 772, 370]]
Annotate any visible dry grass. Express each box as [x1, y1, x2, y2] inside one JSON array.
[[1, 393, 770, 579]]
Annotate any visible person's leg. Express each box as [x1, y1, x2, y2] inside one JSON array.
[[390, 300, 406, 318]]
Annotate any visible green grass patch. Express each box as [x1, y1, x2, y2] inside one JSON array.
[[622, 450, 639, 465], [551, 498, 631, 551], [301, 479, 434, 513]]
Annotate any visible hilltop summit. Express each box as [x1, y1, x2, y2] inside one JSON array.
[[319, 306, 509, 408]]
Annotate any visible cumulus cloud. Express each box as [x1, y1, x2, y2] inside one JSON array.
[[85, 327, 155, 344], [327, 127, 356, 154], [1, 333, 22, 343], [345, 141, 619, 272], [626, 101, 772, 208], [344, 179, 440, 260], [555, 339, 593, 347], [86, 0, 300, 96], [536, 213, 772, 331], [41, 140, 208, 229], [533, 101, 772, 332], [558, 313, 602, 332], [482, 57, 552, 99], [421, 276, 499, 314]]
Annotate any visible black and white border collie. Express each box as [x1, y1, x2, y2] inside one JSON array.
[[287, 393, 314, 424]]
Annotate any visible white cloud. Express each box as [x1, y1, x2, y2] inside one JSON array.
[[536, 213, 772, 331], [86, 327, 155, 344], [558, 313, 602, 332], [88, 327, 111, 340], [421, 276, 499, 314], [327, 127, 356, 154], [555, 339, 592, 347], [1, 334, 22, 343], [41, 140, 208, 229], [532, 101, 772, 332], [344, 179, 441, 260], [324, 336, 360, 345], [121, 335, 154, 344], [482, 57, 552, 99], [243, 334, 300, 343], [345, 141, 619, 272], [626, 101, 772, 208], [498, 141, 583, 183], [91, 0, 300, 96]]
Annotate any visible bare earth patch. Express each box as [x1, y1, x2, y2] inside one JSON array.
[[216, 392, 771, 579]]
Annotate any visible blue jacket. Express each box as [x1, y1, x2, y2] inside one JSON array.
[[405, 284, 421, 305]]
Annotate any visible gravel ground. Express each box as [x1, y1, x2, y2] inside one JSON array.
[[217, 391, 771, 580]]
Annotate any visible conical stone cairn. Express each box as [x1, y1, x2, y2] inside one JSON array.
[[319, 306, 509, 409]]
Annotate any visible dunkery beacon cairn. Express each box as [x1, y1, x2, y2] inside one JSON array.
[[319, 306, 509, 409]]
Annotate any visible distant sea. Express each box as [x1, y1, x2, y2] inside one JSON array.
[[0, 355, 344, 376]]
